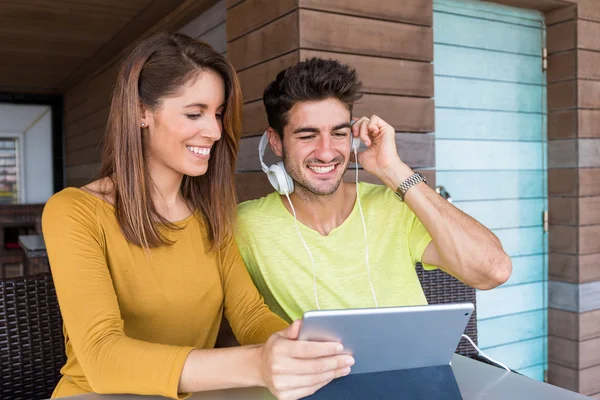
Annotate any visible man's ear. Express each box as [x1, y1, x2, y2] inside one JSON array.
[[267, 127, 283, 157]]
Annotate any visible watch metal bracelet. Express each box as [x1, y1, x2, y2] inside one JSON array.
[[394, 172, 427, 201]]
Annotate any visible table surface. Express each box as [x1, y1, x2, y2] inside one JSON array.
[[57, 355, 589, 400]]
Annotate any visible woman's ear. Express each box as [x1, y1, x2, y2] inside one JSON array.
[[140, 105, 151, 129], [267, 127, 283, 157]]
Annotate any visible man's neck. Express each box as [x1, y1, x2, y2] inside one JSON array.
[[282, 181, 357, 236]]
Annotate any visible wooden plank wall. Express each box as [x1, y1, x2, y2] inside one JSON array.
[[546, 0, 600, 396], [62, 1, 226, 188], [227, 0, 436, 202]]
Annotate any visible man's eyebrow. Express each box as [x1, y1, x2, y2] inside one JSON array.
[[292, 123, 351, 134], [332, 123, 351, 131], [292, 126, 320, 134]]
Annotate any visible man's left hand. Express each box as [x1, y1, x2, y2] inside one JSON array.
[[351, 115, 413, 189]]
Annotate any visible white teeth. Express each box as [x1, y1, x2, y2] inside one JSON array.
[[186, 146, 210, 156], [308, 165, 335, 174]]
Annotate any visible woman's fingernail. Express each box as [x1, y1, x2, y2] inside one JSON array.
[[336, 344, 344, 353], [346, 357, 355, 366]]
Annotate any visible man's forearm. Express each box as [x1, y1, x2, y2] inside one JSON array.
[[382, 160, 512, 290]]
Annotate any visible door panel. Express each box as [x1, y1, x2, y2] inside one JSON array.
[[434, 0, 547, 379]]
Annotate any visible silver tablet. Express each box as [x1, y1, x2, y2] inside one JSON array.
[[298, 303, 474, 375]]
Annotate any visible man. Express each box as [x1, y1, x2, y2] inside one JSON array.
[[235, 58, 511, 322]]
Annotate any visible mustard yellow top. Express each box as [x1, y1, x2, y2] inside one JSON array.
[[42, 188, 287, 399]]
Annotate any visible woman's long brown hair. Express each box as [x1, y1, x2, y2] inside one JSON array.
[[98, 32, 242, 250]]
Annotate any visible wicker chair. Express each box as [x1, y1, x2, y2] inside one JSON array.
[[416, 263, 478, 357], [0, 272, 66, 400]]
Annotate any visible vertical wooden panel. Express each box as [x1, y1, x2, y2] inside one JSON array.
[[580, 225, 600, 254], [576, 0, 600, 21], [235, 171, 272, 202], [548, 363, 578, 392], [579, 80, 600, 108], [549, 225, 578, 254], [578, 20, 600, 52], [580, 168, 600, 196], [547, 20, 576, 53], [549, 336, 578, 369], [549, 197, 577, 225], [237, 52, 300, 103], [548, 50, 576, 83], [300, 10, 433, 61], [549, 253, 579, 283], [580, 253, 600, 283], [580, 197, 600, 225], [579, 139, 600, 168], [580, 309, 600, 341], [579, 110, 600, 139], [300, 50, 434, 98], [549, 110, 577, 140], [226, 0, 297, 41], [578, 50, 600, 81], [548, 139, 577, 169], [549, 308, 579, 340], [227, 11, 299, 71], [179, 0, 226, 38], [241, 100, 267, 137], [545, 4, 577, 26], [548, 80, 577, 110], [298, 0, 433, 26], [549, 168, 577, 196], [353, 95, 434, 133], [226, 0, 244, 8]]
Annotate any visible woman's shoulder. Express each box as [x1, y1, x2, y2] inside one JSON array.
[[44, 179, 115, 221], [43, 188, 96, 226]]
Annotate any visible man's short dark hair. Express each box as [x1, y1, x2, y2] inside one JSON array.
[[263, 57, 363, 138]]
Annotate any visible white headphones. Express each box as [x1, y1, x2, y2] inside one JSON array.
[[258, 131, 295, 195], [258, 129, 360, 195]]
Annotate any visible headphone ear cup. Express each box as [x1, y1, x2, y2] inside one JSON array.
[[268, 162, 294, 195], [351, 137, 361, 152]]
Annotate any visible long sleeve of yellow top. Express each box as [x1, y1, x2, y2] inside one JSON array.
[[42, 188, 287, 399]]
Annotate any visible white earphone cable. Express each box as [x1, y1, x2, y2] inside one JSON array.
[[285, 193, 321, 310], [461, 334, 511, 372], [285, 135, 379, 311], [354, 146, 378, 308]]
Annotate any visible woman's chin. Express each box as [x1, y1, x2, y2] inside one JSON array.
[[181, 165, 209, 178]]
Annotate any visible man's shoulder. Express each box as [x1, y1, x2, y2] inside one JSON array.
[[359, 182, 415, 222], [236, 191, 284, 235], [237, 192, 280, 217], [359, 182, 398, 204], [235, 192, 290, 257]]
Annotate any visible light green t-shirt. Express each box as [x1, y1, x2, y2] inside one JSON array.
[[235, 182, 434, 322]]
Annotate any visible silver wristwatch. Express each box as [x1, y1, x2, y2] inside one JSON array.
[[394, 172, 427, 201]]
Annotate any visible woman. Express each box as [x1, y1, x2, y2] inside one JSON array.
[[42, 33, 353, 400]]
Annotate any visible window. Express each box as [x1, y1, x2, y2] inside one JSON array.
[[0, 136, 21, 204]]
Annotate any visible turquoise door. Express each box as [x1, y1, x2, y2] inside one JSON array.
[[434, 0, 547, 380]]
